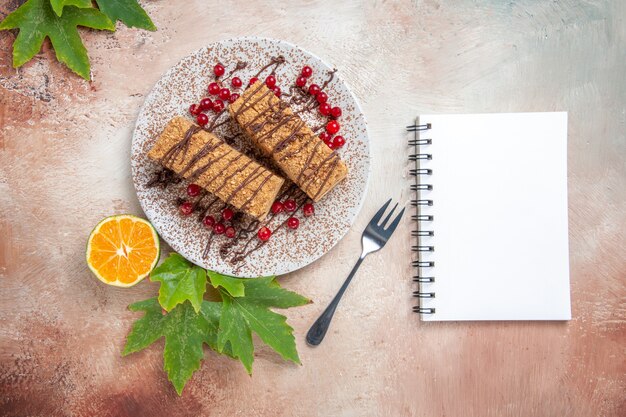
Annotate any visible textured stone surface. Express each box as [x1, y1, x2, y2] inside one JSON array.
[[0, 1, 624, 416]]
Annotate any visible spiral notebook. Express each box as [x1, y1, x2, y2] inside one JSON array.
[[408, 112, 571, 321]]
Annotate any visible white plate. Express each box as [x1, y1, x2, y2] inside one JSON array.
[[131, 37, 370, 277]]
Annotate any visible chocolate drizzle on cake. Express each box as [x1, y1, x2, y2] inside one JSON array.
[[147, 126, 202, 189], [160, 125, 201, 167], [231, 81, 344, 200], [232, 81, 274, 119], [145, 56, 346, 271], [156, 124, 282, 215]]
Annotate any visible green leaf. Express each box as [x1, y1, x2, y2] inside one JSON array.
[[95, 0, 156, 31], [207, 270, 245, 297], [162, 300, 212, 395], [0, 0, 114, 80], [217, 293, 255, 373], [123, 298, 165, 355], [50, 0, 92, 16], [199, 300, 235, 359], [123, 263, 310, 394], [243, 277, 311, 308], [150, 253, 207, 313], [216, 278, 311, 374], [123, 298, 222, 395]]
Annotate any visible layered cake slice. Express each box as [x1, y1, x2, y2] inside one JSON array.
[[148, 116, 285, 220], [229, 83, 348, 201]]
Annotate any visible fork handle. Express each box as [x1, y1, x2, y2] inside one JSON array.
[[306, 255, 366, 346]]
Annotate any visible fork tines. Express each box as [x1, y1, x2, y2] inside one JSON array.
[[369, 198, 406, 235]]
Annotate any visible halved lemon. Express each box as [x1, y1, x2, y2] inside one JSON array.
[[86, 215, 160, 287]]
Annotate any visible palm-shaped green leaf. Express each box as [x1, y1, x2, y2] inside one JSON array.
[[215, 276, 310, 373], [123, 298, 224, 395], [0, 0, 114, 79]]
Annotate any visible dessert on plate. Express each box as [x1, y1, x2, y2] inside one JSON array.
[[229, 83, 348, 201], [148, 116, 285, 220], [138, 51, 361, 274]]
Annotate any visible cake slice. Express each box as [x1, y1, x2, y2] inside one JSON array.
[[229, 83, 348, 201], [148, 116, 284, 220]]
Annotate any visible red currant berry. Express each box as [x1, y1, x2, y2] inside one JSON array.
[[225, 226, 236, 238], [222, 208, 234, 221], [197, 113, 209, 126], [271, 201, 284, 214], [326, 141, 335, 149], [213, 223, 226, 234], [200, 97, 213, 111], [316, 91, 328, 104], [213, 63, 225, 77], [331, 106, 342, 118], [326, 120, 340, 134], [333, 135, 346, 148], [308, 83, 320, 95], [179, 201, 194, 215], [265, 75, 277, 88], [189, 103, 200, 115], [273, 86, 281, 97], [219, 88, 231, 101], [212, 99, 224, 112], [284, 199, 297, 212], [228, 93, 240, 104], [249, 77, 259, 86], [319, 102, 331, 116], [231, 77, 242, 88], [257, 226, 272, 241], [187, 183, 202, 197], [319, 132, 331, 143], [203, 215, 216, 228], [296, 76, 307, 87], [287, 217, 299, 230], [303, 203, 315, 217], [301, 65, 313, 77], [208, 82, 220, 95]]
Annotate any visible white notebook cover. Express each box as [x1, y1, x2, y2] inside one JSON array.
[[416, 112, 571, 321]]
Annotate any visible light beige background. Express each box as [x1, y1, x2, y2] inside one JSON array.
[[1, 1, 624, 416]]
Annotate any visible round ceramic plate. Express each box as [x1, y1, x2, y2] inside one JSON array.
[[131, 37, 369, 277]]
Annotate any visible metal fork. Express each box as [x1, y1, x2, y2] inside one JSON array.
[[306, 198, 405, 346]]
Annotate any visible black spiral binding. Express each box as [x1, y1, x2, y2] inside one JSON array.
[[407, 121, 436, 315]]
